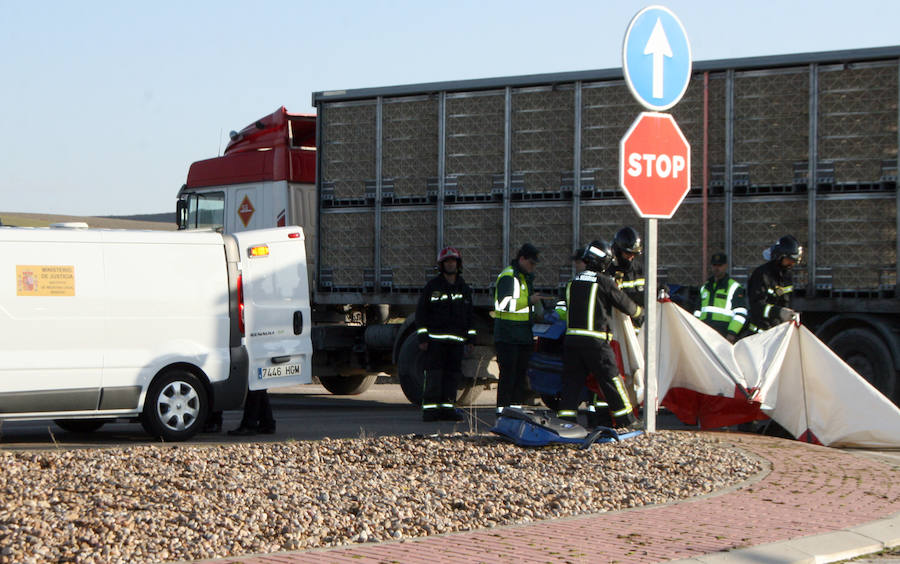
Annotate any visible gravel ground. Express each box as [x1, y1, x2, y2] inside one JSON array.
[[0, 430, 763, 563]]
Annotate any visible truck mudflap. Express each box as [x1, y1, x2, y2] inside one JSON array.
[[211, 345, 249, 412], [491, 407, 642, 448]]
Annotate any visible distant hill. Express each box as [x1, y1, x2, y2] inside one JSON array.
[[100, 212, 174, 223], [0, 212, 177, 230]]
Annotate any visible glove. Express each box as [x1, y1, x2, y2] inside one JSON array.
[[778, 308, 796, 322], [632, 306, 645, 327]]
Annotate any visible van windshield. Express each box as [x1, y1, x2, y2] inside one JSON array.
[[185, 192, 225, 230]]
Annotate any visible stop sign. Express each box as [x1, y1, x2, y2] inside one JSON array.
[[619, 112, 691, 219]]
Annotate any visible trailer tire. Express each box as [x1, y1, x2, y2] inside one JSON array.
[[398, 334, 485, 406], [828, 328, 896, 400], [319, 374, 377, 395], [141, 370, 208, 442], [54, 419, 106, 433]]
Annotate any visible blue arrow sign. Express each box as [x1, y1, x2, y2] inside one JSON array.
[[623, 6, 692, 111]]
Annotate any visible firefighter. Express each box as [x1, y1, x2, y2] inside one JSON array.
[[415, 247, 476, 421], [606, 226, 646, 309], [694, 253, 748, 343], [558, 240, 643, 429], [493, 243, 549, 417], [747, 235, 802, 332]]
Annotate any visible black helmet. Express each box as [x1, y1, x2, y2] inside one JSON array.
[[771, 235, 803, 262], [582, 240, 614, 272], [613, 226, 642, 255]]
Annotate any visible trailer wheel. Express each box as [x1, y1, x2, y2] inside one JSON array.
[[54, 419, 106, 433], [828, 328, 896, 401], [398, 334, 484, 406], [141, 370, 208, 441], [319, 374, 377, 395]]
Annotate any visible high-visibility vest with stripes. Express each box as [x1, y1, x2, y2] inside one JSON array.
[[694, 277, 747, 336], [563, 272, 613, 341], [494, 266, 532, 322]]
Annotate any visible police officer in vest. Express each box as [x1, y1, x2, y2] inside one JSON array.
[[747, 235, 802, 332], [415, 247, 476, 422], [493, 243, 549, 418], [694, 253, 748, 343], [558, 241, 643, 429], [606, 226, 646, 309]]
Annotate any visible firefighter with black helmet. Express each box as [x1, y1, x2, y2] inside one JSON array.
[[607, 226, 646, 309], [747, 235, 802, 332], [415, 246, 476, 421], [558, 240, 644, 429]]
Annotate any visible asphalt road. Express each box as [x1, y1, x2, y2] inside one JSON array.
[[0, 384, 501, 449]]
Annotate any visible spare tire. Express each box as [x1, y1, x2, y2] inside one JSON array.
[[319, 374, 377, 395], [828, 328, 896, 401], [397, 333, 484, 406]]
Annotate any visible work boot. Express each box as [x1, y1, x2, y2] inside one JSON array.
[[258, 423, 276, 435], [422, 409, 440, 422], [227, 425, 257, 436]]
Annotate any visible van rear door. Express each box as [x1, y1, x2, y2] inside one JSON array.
[[232, 226, 312, 390]]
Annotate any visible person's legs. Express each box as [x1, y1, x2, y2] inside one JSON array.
[[558, 345, 587, 422], [258, 390, 275, 433], [495, 341, 516, 416], [509, 344, 533, 407], [422, 341, 444, 421], [440, 344, 464, 421], [589, 345, 637, 428]]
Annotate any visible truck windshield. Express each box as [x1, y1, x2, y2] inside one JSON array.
[[184, 192, 225, 230]]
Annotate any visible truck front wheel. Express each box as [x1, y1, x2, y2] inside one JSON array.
[[828, 328, 896, 401], [319, 374, 377, 395], [397, 334, 483, 406], [141, 370, 208, 441]]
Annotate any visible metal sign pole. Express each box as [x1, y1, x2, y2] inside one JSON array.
[[643, 218, 658, 432]]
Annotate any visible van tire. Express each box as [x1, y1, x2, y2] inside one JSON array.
[[141, 370, 208, 441], [319, 374, 377, 395], [828, 328, 896, 401], [54, 419, 106, 433]]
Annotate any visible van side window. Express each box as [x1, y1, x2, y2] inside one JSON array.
[[186, 192, 225, 230]]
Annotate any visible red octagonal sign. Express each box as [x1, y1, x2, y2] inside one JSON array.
[[619, 112, 691, 219]]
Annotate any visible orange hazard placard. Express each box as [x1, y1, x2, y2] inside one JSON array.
[[16, 265, 75, 296], [238, 195, 255, 227]]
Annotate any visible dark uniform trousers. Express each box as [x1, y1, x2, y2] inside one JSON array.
[[560, 341, 635, 427], [423, 340, 464, 407], [495, 341, 532, 409]]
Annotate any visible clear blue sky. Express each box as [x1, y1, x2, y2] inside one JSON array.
[[2, 0, 899, 216]]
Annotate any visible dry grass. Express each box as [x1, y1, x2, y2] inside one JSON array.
[[0, 212, 175, 231]]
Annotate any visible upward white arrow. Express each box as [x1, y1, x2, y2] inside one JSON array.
[[644, 18, 673, 99]]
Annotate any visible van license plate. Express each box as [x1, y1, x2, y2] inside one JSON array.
[[257, 364, 302, 379]]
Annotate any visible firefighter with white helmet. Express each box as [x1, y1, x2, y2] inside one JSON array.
[[558, 240, 644, 429], [415, 246, 476, 421]]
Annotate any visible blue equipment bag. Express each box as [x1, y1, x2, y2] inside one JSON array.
[[491, 407, 642, 449]]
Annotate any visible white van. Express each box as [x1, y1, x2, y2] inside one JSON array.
[[0, 225, 312, 441]]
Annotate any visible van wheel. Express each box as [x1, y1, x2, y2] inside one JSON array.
[[828, 328, 896, 401], [398, 334, 483, 406], [141, 370, 208, 441], [54, 419, 106, 433], [319, 374, 377, 395]]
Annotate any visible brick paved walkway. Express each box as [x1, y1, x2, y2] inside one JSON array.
[[198, 433, 900, 563]]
